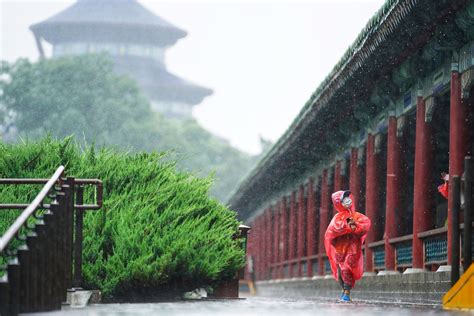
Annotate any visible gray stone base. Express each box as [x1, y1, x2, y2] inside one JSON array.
[[255, 271, 450, 306], [66, 290, 102, 307]]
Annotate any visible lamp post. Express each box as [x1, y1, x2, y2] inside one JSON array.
[[208, 224, 251, 299]]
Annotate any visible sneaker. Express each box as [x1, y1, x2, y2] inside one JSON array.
[[340, 293, 351, 302]]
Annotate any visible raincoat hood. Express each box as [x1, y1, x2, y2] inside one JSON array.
[[331, 190, 355, 214]]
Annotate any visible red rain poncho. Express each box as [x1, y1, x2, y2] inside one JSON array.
[[438, 182, 448, 199], [324, 191, 371, 288]]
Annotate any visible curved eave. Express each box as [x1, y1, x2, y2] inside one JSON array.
[[30, 0, 186, 45], [111, 56, 213, 105], [143, 83, 213, 105], [228, 0, 466, 221], [30, 22, 187, 46]]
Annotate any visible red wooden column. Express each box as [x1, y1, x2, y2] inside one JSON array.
[[266, 208, 273, 279], [252, 218, 257, 280], [259, 213, 265, 280], [273, 202, 281, 279], [260, 212, 266, 280], [255, 217, 262, 280], [297, 185, 306, 277], [259, 216, 265, 280], [279, 197, 288, 278], [350, 148, 361, 209], [288, 191, 297, 277], [365, 134, 381, 272], [448, 64, 467, 264], [249, 219, 257, 281], [412, 95, 434, 269], [306, 178, 316, 277], [318, 170, 330, 275], [385, 116, 403, 271], [245, 220, 252, 281], [261, 213, 268, 279]]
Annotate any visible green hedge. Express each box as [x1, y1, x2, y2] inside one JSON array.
[[0, 137, 244, 298]]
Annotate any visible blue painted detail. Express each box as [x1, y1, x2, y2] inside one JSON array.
[[377, 120, 388, 133], [432, 84, 444, 95], [302, 262, 308, 276], [359, 130, 366, 143], [373, 247, 385, 269], [312, 261, 319, 275], [403, 91, 412, 109], [324, 258, 331, 274], [396, 243, 412, 265], [283, 264, 289, 278], [425, 237, 447, 263]]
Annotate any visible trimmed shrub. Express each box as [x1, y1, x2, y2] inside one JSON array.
[[0, 137, 244, 299]]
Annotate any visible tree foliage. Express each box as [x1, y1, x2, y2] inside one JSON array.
[[0, 137, 245, 298], [0, 55, 256, 201]]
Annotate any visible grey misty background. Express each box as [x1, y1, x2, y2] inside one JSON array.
[[0, 0, 384, 202]]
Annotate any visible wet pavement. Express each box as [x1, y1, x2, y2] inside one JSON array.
[[32, 297, 471, 316]]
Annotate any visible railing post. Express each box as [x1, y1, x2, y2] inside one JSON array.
[[73, 185, 84, 288], [26, 230, 39, 312], [65, 177, 75, 291], [45, 199, 61, 310], [464, 156, 472, 271], [7, 256, 20, 315], [451, 176, 461, 286], [34, 219, 47, 310], [0, 273, 9, 316], [17, 242, 30, 313], [54, 189, 68, 302], [44, 200, 60, 310]]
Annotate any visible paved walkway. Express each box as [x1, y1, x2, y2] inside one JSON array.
[[32, 297, 467, 316]]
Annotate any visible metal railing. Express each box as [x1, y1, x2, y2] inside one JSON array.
[[0, 167, 102, 315], [368, 240, 385, 271], [418, 227, 448, 266], [389, 234, 413, 269], [324, 257, 331, 275]]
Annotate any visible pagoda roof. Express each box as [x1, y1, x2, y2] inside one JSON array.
[[113, 56, 213, 105], [30, 0, 187, 46]]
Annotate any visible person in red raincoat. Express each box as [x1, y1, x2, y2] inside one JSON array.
[[438, 172, 449, 199], [324, 190, 371, 302]]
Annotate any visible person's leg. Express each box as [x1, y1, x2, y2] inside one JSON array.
[[337, 266, 344, 288], [340, 268, 354, 301], [337, 266, 344, 299]]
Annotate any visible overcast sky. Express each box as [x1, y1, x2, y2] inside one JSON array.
[[1, 0, 384, 154]]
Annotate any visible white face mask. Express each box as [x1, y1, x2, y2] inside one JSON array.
[[342, 197, 352, 208]]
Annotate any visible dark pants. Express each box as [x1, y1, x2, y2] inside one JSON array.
[[337, 267, 352, 291]]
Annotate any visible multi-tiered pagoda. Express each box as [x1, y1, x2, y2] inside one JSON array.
[[30, 0, 212, 118]]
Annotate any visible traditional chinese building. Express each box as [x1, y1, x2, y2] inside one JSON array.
[[30, 0, 212, 119], [228, 0, 474, 303]]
